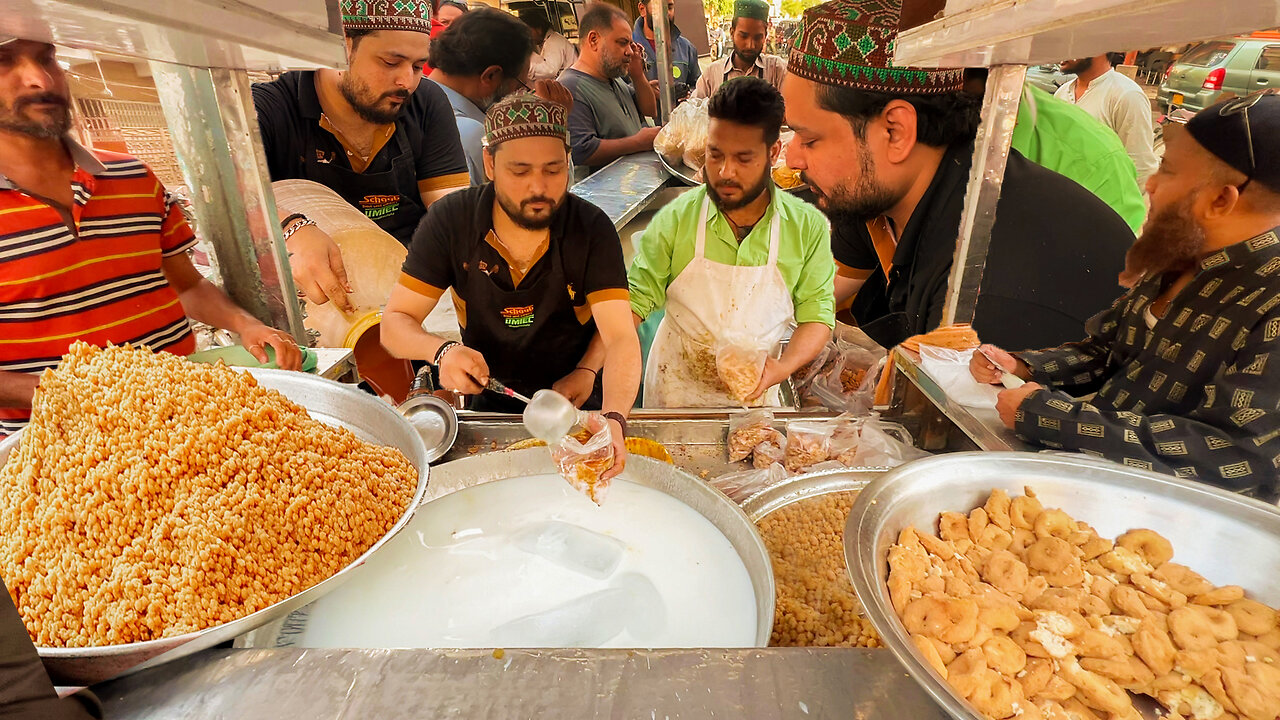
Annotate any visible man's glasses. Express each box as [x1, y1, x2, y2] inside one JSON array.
[[1218, 90, 1275, 194]]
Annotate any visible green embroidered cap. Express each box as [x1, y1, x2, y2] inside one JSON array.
[[483, 93, 571, 149], [733, 0, 770, 22], [789, 0, 963, 94], [340, 0, 432, 34]]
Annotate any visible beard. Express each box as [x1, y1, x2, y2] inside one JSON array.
[[707, 169, 771, 212], [0, 92, 72, 139], [802, 143, 900, 224], [1061, 58, 1092, 75], [1119, 196, 1207, 288], [339, 73, 409, 125], [497, 189, 565, 230], [734, 48, 761, 67], [602, 51, 630, 79]]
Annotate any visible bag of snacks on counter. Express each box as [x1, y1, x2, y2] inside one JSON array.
[[709, 462, 787, 503], [811, 329, 885, 416], [653, 98, 708, 169], [716, 332, 769, 405], [828, 414, 863, 467], [752, 439, 785, 469], [550, 413, 615, 505], [784, 419, 835, 473], [727, 409, 782, 462], [849, 418, 929, 469]]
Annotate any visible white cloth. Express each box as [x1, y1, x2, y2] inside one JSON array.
[[643, 197, 793, 408], [529, 32, 578, 83], [1054, 69, 1159, 187]]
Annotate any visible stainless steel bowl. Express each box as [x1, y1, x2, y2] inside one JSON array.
[[0, 369, 430, 686], [846, 452, 1280, 720], [741, 467, 882, 523], [241, 448, 777, 648]]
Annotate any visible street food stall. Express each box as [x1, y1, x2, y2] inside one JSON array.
[[3, 0, 1280, 718]]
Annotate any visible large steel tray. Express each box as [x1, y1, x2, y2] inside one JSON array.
[[846, 452, 1280, 720], [0, 369, 430, 686]]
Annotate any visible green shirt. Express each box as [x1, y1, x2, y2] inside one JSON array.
[[1012, 84, 1146, 235], [628, 185, 836, 328]]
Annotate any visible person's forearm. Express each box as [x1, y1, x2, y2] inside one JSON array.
[[421, 186, 466, 209], [600, 334, 642, 419], [575, 332, 608, 373], [632, 68, 658, 118], [834, 275, 866, 305], [0, 371, 39, 409], [585, 135, 649, 167], [777, 323, 832, 375], [380, 309, 453, 361], [177, 279, 266, 337]]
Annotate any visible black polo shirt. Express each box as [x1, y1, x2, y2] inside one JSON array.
[[251, 71, 469, 203], [399, 184, 629, 323], [833, 144, 1134, 351]]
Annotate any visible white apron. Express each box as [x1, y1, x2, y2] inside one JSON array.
[[643, 195, 794, 408]]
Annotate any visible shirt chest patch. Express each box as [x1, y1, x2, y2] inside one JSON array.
[[501, 305, 535, 328], [359, 194, 401, 220]]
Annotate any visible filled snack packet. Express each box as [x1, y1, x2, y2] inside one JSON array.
[[549, 413, 615, 505]]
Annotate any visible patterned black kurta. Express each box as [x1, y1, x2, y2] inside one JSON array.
[[1013, 228, 1280, 496]]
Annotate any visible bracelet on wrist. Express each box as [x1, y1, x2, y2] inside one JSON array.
[[603, 411, 628, 437], [575, 366, 599, 378], [282, 218, 316, 242], [280, 213, 306, 231], [433, 340, 460, 367]]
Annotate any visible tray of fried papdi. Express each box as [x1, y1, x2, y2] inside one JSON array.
[[846, 452, 1280, 720], [0, 343, 428, 685]]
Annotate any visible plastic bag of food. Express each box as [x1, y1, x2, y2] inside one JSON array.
[[753, 439, 785, 469], [653, 98, 708, 168], [811, 327, 887, 416], [727, 409, 782, 462], [716, 333, 769, 406], [710, 462, 787, 503], [549, 413, 615, 505], [784, 420, 835, 473], [828, 414, 863, 467], [849, 418, 930, 469], [918, 344, 1000, 409]]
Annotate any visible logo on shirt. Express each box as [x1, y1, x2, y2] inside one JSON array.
[[359, 194, 401, 220], [501, 305, 535, 329]]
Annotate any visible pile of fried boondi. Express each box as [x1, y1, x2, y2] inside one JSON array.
[[0, 343, 417, 647]]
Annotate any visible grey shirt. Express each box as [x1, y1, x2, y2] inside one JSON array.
[[557, 68, 643, 169], [430, 78, 488, 187]]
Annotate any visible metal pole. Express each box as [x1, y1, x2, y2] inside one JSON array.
[[940, 64, 1026, 327], [649, 0, 674, 123], [149, 60, 308, 344]]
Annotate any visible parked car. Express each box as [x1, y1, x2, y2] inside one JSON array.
[[1158, 36, 1280, 112], [1026, 64, 1075, 94]]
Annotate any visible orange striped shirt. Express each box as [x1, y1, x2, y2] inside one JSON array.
[[0, 143, 196, 436]]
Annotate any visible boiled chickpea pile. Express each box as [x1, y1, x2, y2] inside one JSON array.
[[889, 487, 1280, 720], [757, 492, 881, 648], [0, 343, 418, 648]]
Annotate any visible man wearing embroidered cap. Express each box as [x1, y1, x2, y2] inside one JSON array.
[[252, 0, 469, 312], [781, 0, 1133, 351], [973, 92, 1280, 495], [692, 0, 787, 100], [382, 94, 641, 474]]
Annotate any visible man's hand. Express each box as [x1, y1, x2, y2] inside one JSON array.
[[438, 345, 489, 395], [970, 344, 1028, 385], [239, 323, 303, 371], [648, 79, 660, 96], [635, 125, 662, 150], [602, 416, 627, 481], [746, 357, 789, 402], [996, 382, 1043, 429], [628, 42, 649, 79], [286, 224, 354, 313], [552, 368, 597, 408], [533, 79, 573, 111]]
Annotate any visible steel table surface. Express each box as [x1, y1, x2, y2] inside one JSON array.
[[571, 152, 673, 230], [93, 647, 950, 720]]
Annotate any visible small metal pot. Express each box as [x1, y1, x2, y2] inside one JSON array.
[[397, 366, 459, 464]]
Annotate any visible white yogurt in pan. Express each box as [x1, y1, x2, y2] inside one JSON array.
[[297, 474, 758, 648]]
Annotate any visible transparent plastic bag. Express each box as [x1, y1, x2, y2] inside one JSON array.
[[828, 414, 863, 467], [716, 332, 769, 406], [710, 462, 787, 503], [753, 439, 785, 469], [550, 413, 615, 505], [784, 420, 835, 473], [849, 418, 930, 469], [727, 409, 779, 462], [811, 326, 887, 416], [918, 345, 1000, 409], [653, 98, 708, 169]]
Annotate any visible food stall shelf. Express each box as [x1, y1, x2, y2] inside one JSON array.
[[93, 646, 952, 720], [571, 152, 673, 230], [895, 0, 1280, 68]]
